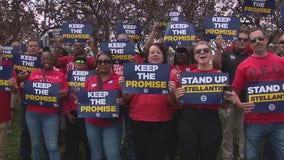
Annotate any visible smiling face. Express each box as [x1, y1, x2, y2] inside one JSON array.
[[147, 45, 164, 64], [194, 43, 212, 66], [41, 51, 54, 71]]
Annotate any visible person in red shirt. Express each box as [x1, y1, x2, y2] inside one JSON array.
[[168, 46, 196, 160], [21, 51, 68, 160], [121, 43, 176, 160], [62, 56, 91, 160], [175, 41, 235, 160], [56, 43, 95, 75], [83, 52, 124, 160], [17, 38, 41, 160], [0, 47, 18, 160], [232, 27, 284, 160]]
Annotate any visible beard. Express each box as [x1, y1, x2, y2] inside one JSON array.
[[254, 44, 266, 54]]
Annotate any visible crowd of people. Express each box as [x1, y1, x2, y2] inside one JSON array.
[[1, 25, 284, 160]]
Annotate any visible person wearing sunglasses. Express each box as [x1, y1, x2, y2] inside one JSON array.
[[61, 55, 91, 160], [56, 43, 96, 75], [213, 30, 251, 160], [174, 41, 236, 160], [275, 32, 284, 57], [232, 27, 284, 160], [83, 52, 125, 160]]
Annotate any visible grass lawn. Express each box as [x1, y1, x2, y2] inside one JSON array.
[[6, 107, 21, 160]]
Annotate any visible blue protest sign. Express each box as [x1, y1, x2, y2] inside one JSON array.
[[78, 90, 120, 118], [2, 46, 14, 61], [242, 0, 276, 16], [61, 23, 93, 43], [13, 52, 42, 74], [164, 22, 196, 47], [246, 81, 284, 113], [0, 65, 13, 91], [24, 81, 61, 107], [67, 70, 95, 91], [179, 72, 229, 104], [159, 10, 186, 34], [115, 24, 142, 42], [204, 16, 240, 40], [122, 63, 170, 94], [168, 11, 186, 22], [100, 42, 135, 64], [48, 30, 61, 41]]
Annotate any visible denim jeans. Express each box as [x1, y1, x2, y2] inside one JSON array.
[[86, 122, 122, 160], [26, 111, 60, 160], [245, 123, 284, 160]]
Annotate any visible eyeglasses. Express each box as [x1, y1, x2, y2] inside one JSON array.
[[75, 59, 86, 64], [117, 39, 129, 43], [96, 60, 112, 65], [238, 37, 248, 42], [250, 36, 266, 43], [194, 48, 210, 54], [279, 40, 284, 44]]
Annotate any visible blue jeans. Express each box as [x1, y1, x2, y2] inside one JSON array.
[[86, 122, 122, 160], [245, 123, 284, 160], [25, 111, 60, 160]]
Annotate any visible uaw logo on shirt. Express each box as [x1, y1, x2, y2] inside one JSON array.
[[108, 80, 113, 84], [230, 55, 236, 60], [185, 67, 191, 72], [91, 83, 97, 88]]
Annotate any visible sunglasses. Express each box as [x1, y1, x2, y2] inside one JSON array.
[[195, 48, 210, 54], [75, 59, 86, 64], [250, 36, 265, 43], [96, 60, 112, 65], [279, 40, 284, 44], [238, 37, 248, 42], [117, 38, 129, 43]]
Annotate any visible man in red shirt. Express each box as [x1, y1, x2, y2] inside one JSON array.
[[233, 27, 284, 160]]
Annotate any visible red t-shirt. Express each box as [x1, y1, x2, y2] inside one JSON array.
[[58, 56, 95, 74], [182, 68, 220, 110], [233, 52, 284, 124], [170, 64, 197, 110], [0, 60, 16, 122], [84, 73, 122, 127], [27, 69, 69, 114]]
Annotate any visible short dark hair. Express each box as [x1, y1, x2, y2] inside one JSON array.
[[27, 38, 39, 46], [248, 27, 267, 38], [144, 43, 168, 64]]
